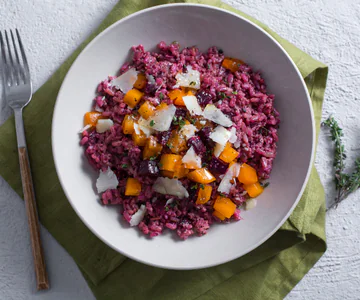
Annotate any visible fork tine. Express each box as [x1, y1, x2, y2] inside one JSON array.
[[4, 31, 14, 85], [0, 32, 7, 65], [1, 30, 13, 85], [15, 29, 30, 80], [0, 32, 8, 86], [10, 29, 23, 84]]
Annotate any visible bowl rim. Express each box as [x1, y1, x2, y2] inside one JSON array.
[[52, 3, 315, 270]]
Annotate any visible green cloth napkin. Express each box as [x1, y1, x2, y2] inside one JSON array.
[[0, 0, 328, 299]]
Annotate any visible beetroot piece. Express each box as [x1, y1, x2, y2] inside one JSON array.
[[157, 130, 172, 146], [198, 126, 214, 147], [196, 90, 213, 106], [187, 136, 206, 155], [208, 156, 228, 175], [138, 160, 159, 176]]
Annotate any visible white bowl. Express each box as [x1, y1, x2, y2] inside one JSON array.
[[52, 4, 314, 269]]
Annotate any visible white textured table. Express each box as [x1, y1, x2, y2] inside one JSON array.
[[1, 1, 359, 299]]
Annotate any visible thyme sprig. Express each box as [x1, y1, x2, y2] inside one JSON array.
[[323, 116, 360, 209]]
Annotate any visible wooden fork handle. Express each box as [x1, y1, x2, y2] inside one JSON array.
[[18, 147, 49, 290]]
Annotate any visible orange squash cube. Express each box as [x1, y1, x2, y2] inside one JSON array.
[[187, 168, 216, 184], [133, 73, 147, 89], [213, 196, 236, 218], [156, 102, 168, 111], [159, 154, 182, 172], [125, 178, 141, 196], [132, 131, 147, 146], [219, 143, 239, 163], [122, 115, 135, 134], [173, 163, 189, 179], [221, 57, 245, 73], [123, 89, 144, 108], [84, 111, 103, 127], [168, 89, 187, 106], [143, 136, 163, 159], [212, 210, 226, 221], [196, 184, 213, 205], [138, 101, 155, 119], [243, 182, 264, 198], [238, 163, 258, 185], [161, 170, 175, 178], [167, 130, 188, 154]]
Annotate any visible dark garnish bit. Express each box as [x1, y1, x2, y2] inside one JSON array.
[[159, 92, 164, 100], [260, 182, 270, 188], [172, 116, 186, 128], [190, 184, 198, 190], [259, 127, 269, 135], [121, 164, 128, 169], [189, 117, 197, 125], [150, 120, 155, 127], [189, 81, 196, 86], [149, 156, 157, 161], [166, 142, 174, 149], [202, 162, 208, 167], [323, 116, 360, 209], [218, 92, 230, 100], [178, 119, 186, 129], [218, 48, 224, 54], [165, 206, 170, 212], [199, 183, 205, 189]]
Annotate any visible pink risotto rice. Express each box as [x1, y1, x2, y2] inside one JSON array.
[[80, 42, 280, 239]]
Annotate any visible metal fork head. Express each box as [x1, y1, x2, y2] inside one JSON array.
[[0, 29, 32, 110]]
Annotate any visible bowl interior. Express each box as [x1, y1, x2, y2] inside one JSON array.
[[52, 4, 314, 269]]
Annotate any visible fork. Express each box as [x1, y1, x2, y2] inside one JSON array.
[[0, 29, 49, 290]]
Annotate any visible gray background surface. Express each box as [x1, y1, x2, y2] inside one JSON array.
[[0, 0, 359, 299]]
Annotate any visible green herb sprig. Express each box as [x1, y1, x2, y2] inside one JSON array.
[[323, 116, 360, 209]]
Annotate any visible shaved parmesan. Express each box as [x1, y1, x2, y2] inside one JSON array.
[[94, 104, 104, 112], [111, 68, 138, 93], [129, 205, 146, 226], [146, 74, 156, 85], [234, 140, 241, 149], [245, 198, 257, 210], [214, 143, 226, 157], [218, 163, 240, 194], [138, 117, 154, 137], [96, 119, 113, 133], [209, 126, 231, 146], [165, 198, 175, 206], [147, 104, 177, 132], [153, 177, 189, 198], [78, 124, 92, 134], [203, 104, 233, 127], [174, 66, 201, 89], [96, 167, 119, 193], [133, 123, 140, 135], [182, 147, 202, 169], [180, 124, 198, 140], [229, 127, 238, 143], [183, 95, 203, 116]]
